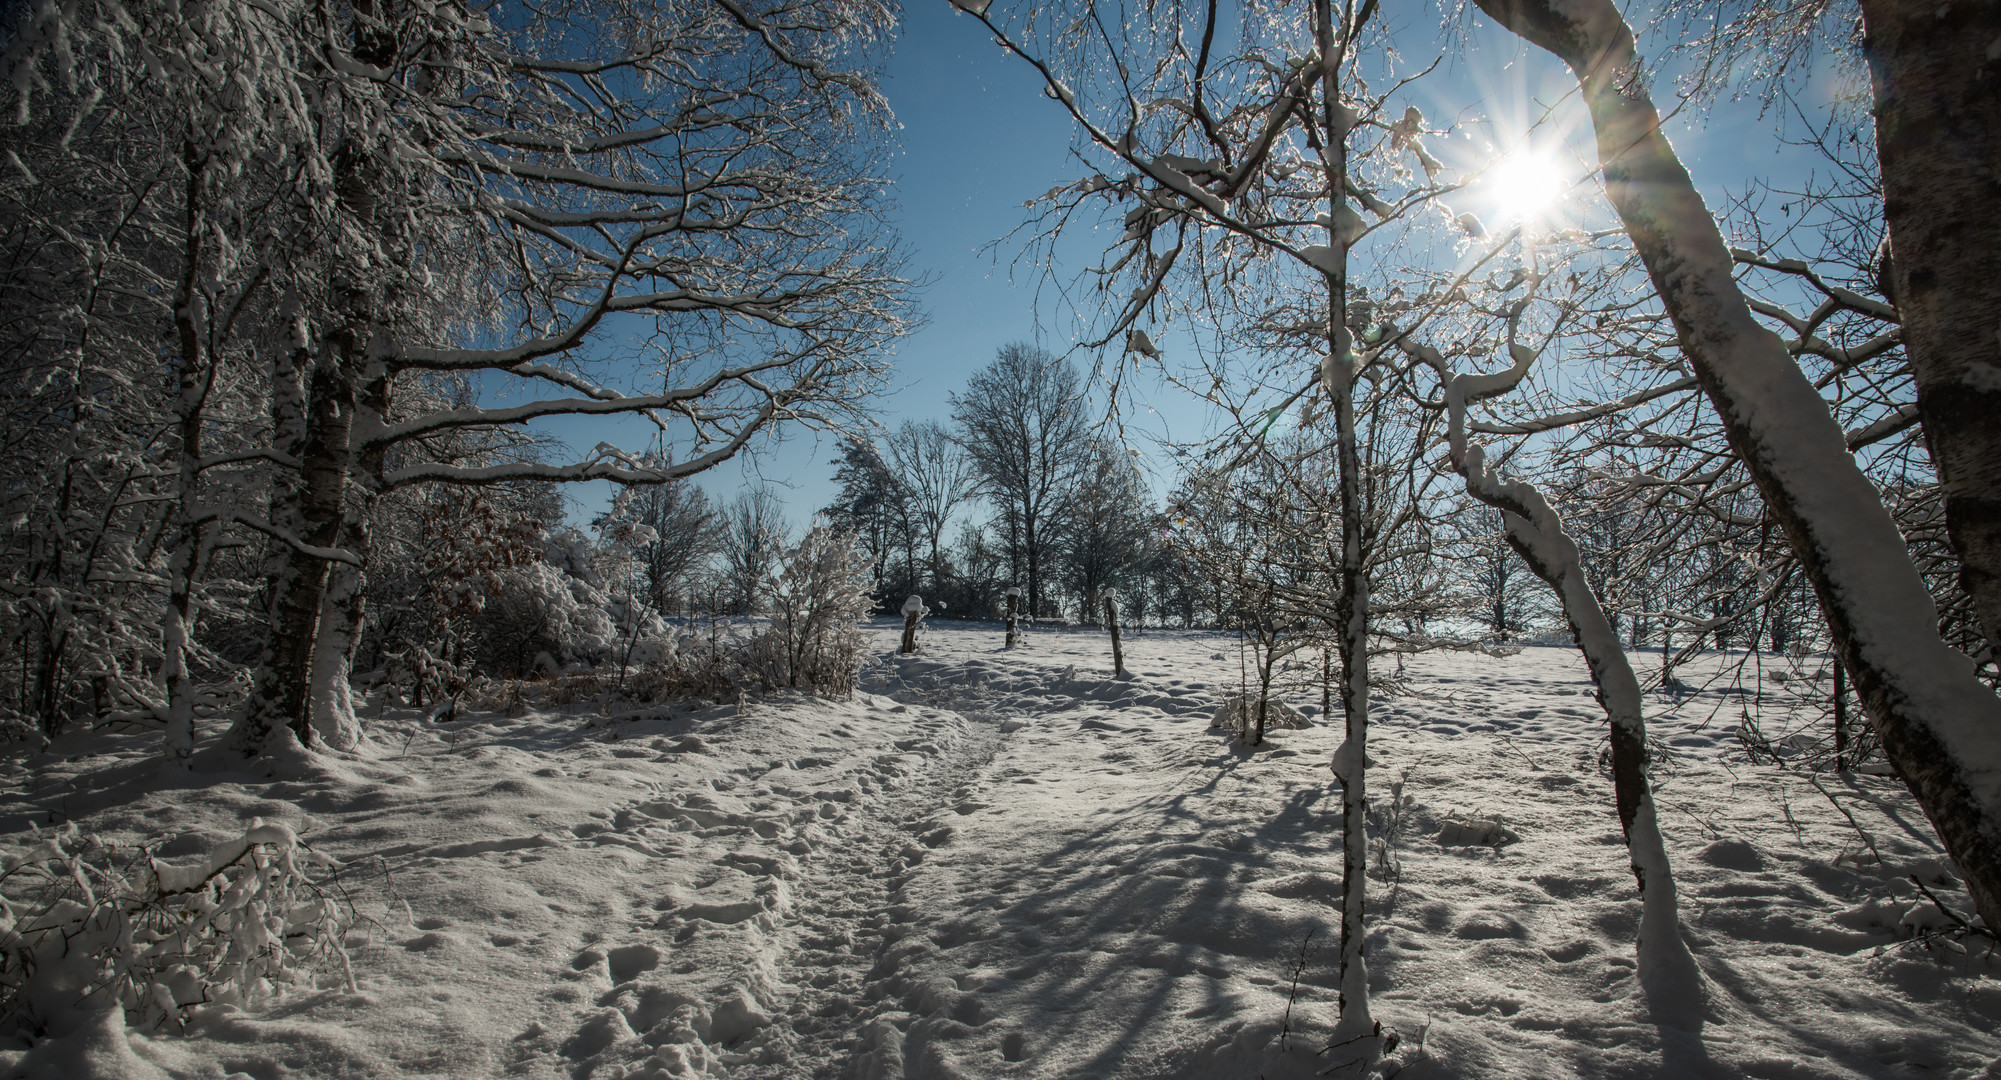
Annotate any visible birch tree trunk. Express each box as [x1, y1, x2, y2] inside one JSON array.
[[1858, 0, 2001, 661], [1474, 0, 2001, 932], [1497, 500, 1704, 1025], [231, 348, 354, 755], [235, 0, 391, 757], [308, 369, 390, 751]]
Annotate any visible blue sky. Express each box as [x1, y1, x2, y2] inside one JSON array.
[[544, 1, 1847, 534]]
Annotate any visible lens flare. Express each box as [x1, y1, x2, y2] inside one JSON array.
[[1486, 149, 1568, 223]]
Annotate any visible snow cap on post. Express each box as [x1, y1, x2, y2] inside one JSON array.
[[901, 594, 927, 617], [1005, 586, 1021, 597]]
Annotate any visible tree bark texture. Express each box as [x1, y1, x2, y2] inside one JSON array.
[[1860, 0, 2001, 660], [1475, 0, 2001, 933], [237, 353, 354, 752], [1834, 657, 1849, 770], [163, 140, 209, 766], [308, 370, 390, 751]]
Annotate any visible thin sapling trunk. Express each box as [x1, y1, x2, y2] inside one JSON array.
[[1107, 595, 1127, 677]]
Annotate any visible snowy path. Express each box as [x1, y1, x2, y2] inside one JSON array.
[[841, 643, 1353, 1078], [4, 622, 2001, 1079]]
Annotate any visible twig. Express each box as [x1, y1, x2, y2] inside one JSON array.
[[1279, 927, 1317, 1051], [1777, 782, 1808, 847], [1660, 797, 1723, 840], [1495, 733, 1540, 771], [1809, 774, 1883, 866], [1911, 875, 1997, 942]]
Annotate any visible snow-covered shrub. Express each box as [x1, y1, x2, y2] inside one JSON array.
[[620, 641, 735, 704], [482, 558, 620, 675], [0, 820, 351, 1037], [1211, 694, 1310, 740], [384, 642, 468, 708], [742, 526, 874, 696]]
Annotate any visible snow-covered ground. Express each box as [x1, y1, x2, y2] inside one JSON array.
[[2, 620, 1996, 1079]]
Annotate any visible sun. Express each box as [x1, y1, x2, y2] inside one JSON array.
[[1485, 149, 1569, 223]]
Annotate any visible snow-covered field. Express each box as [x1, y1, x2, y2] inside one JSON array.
[[2, 620, 1995, 1079]]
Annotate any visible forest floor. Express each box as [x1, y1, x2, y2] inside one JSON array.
[[1, 620, 1997, 1079]]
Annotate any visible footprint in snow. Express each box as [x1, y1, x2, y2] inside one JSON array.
[[607, 943, 661, 983]]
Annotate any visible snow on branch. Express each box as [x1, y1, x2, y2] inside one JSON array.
[[0, 820, 352, 1035]]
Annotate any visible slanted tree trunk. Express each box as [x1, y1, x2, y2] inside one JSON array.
[[1859, 0, 2001, 661], [1498, 499, 1704, 1023], [1833, 658, 1849, 770], [1475, 0, 2001, 933], [1434, 351, 1704, 1021]]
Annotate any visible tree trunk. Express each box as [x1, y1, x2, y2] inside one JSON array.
[[235, 0, 397, 758], [1833, 657, 1849, 770], [1026, 514, 1040, 622], [163, 140, 209, 766], [1475, 0, 2001, 933], [1253, 643, 1274, 746], [232, 351, 354, 754], [308, 370, 389, 752], [1312, 0, 1374, 1047], [1451, 425, 1704, 1023], [1860, 0, 2001, 661], [1106, 596, 1127, 678], [1005, 591, 1019, 649]]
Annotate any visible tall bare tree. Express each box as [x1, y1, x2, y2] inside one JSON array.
[[883, 420, 978, 596], [720, 489, 789, 615], [950, 343, 1091, 621]]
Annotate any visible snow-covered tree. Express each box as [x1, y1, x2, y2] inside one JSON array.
[[1475, 0, 2001, 935], [0, 0, 914, 760], [823, 436, 907, 598], [744, 525, 874, 695]]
